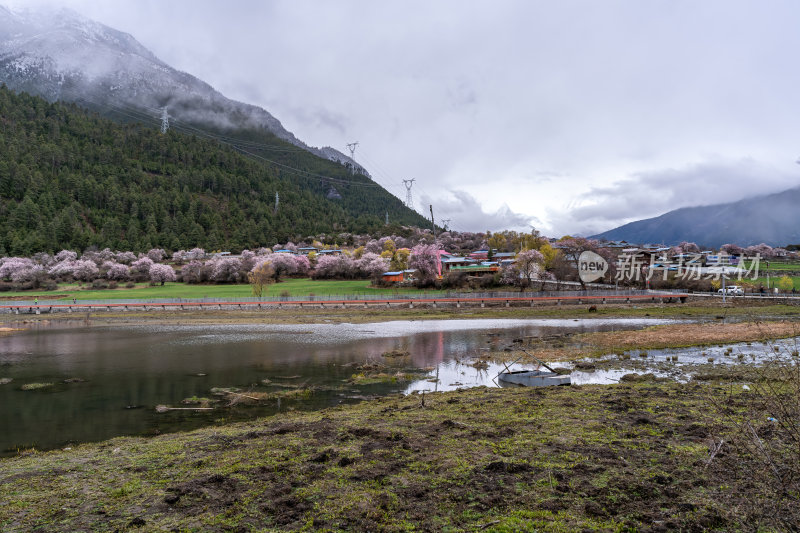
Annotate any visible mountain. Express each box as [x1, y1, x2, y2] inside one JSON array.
[[0, 87, 428, 255], [590, 187, 800, 248], [0, 5, 364, 171]]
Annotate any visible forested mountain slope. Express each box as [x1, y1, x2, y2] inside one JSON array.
[[0, 87, 427, 254], [0, 5, 362, 168]]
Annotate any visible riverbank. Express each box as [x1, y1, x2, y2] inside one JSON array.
[[1, 301, 798, 330], [506, 319, 800, 363], [0, 326, 22, 337], [0, 380, 786, 532]]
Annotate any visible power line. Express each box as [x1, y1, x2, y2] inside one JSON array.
[[63, 89, 416, 206], [59, 92, 433, 229], [355, 151, 408, 199], [65, 93, 389, 190], [145, 100, 410, 202], [64, 89, 319, 153]]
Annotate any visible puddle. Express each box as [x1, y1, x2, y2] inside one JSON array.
[[405, 336, 800, 392]]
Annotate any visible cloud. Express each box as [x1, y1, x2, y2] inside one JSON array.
[[281, 106, 349, 137], [23, 0, 800, 240], [419, 190, 539, 233]]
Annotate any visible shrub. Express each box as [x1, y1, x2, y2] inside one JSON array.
[[356, 252, 389, 279], [146, 248, 167, 262], [72, 260, 100, 282], [268, 253, 300, 281], [149, 264, 177, 285], [210, 257, 242, 283], [105, 262, 130, 281], [180, 261, 204, 284], [441, 272, 468, 289], [312, 255, 358, 279], [55, 250, 78, 263], [0, 257, 38, 281], [479, 274, 498, 289], [240, 250, 256, 272], [409, 244, 439, 283], [777, 275, 794, 293], [115, 251, 137, 264], [248, 261, 274, 297], [130, 257, 154, 275], [712, 343, 800, 528]]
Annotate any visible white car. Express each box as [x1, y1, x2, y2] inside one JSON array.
[[718, 286, 744, 296]]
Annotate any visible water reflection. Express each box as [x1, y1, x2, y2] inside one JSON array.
[[0, 318, 672, 454]]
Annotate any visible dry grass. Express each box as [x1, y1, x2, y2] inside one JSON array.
[[0, 326, 24, 337], [586, 320, 799, 351], [505, 320, 800, 363]]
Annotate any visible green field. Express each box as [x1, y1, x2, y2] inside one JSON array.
[[742, 260, 800, 272], [0, 279, 429, 302], [749, 275, 800, 291]]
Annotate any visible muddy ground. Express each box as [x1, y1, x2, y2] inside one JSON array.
[[2, 302, 799, 531], [0, 380, 793, 532], [1, 301, 799, 330], [490, 319, 800, 364]]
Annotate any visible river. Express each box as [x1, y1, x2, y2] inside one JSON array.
[[0, 318, 672, 454]]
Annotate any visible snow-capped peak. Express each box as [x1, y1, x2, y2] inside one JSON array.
[[0, 4, 359, 167]]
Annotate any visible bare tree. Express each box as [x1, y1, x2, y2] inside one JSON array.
[[556, 237, 601, 289], [248, 261, 275, 297]]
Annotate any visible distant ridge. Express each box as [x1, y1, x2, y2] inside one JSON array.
[[590, 186, 800, 248]]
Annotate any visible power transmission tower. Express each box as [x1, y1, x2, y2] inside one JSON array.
[[274, 191, 279, 214], [385, 211, 389, 225], [441, 219, 451, 231], [160, 106, 169, 134], [402, 179, 415, 210], [346, 142, 359, 175]]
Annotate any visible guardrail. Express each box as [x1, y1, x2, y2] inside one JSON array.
[[691, 292, 800, 300], [0, 289, 689, 314]]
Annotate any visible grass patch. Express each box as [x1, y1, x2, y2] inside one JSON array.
[[0, 279, 429, 301], [581, 320, 800, 353], [19, 383, 53, 391], [506, 319, 800, 363], [2, 301, 800, 330], [743, 260, 800, 272], [750, 274, 800, 289], [0, 327, 23, 337], [0, 382, 779, 531]]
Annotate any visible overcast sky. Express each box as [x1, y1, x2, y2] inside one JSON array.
[[13, 0, 800, 236]]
